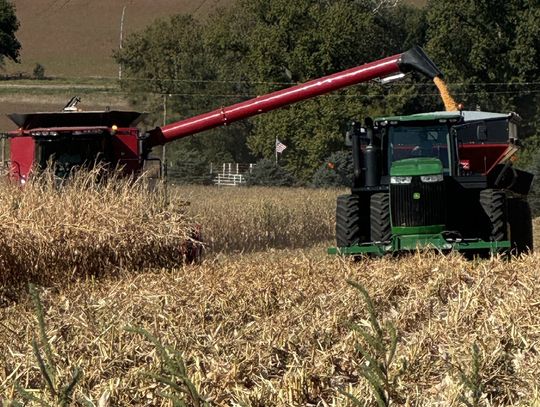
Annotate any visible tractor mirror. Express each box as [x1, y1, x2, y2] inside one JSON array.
[[345, 128, 366, 147], [345, 130, 353, 147], [476, 123, 488, 141], [345, 121, 364, 147]]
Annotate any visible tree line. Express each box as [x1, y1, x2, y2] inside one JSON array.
[[113, 0, 539, 183]]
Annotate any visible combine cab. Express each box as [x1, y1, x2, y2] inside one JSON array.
[[329, 110, 534, 256], [8, 108, 146, 182]]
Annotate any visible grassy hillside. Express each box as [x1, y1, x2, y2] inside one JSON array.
[[6, 0, 426, 79], [6, 0, 233, 78], [0, 77, 129, 131]]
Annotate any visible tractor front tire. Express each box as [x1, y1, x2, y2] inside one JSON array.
[[336, 194, 367, 247], [370, 193, 391, 242], [507, 198, 533, 254], [479, 189, 507, 242]]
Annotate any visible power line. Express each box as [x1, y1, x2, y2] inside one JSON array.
[[30, 75, 540, 87], [145, 89, 540, 98], [15, 88, 537, 99]]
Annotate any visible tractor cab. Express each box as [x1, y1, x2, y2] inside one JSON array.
[[375, 110, 520, 179], [384, 119, 453, 174]]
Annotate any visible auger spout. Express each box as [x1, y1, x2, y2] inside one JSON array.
[[146, 46, 442, 147]]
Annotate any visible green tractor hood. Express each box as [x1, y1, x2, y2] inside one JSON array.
[[390, 157, 443, 177]]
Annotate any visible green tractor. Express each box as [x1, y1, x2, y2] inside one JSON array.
[[328, 110, 534, 256]]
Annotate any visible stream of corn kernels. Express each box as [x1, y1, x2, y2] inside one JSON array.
[[433, 76, 459, 111]]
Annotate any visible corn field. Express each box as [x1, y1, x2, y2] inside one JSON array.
[[1, 179, 540, 406], [0, 171, 197, 303]]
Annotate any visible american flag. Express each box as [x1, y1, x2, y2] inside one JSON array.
[[275, 139, 287, 153]]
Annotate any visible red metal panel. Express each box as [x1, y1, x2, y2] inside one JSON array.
[[111, 129, 140, 173], [150, 53, 404, 146], [10, 136, 35, 182], [458, 144, 510, 174]]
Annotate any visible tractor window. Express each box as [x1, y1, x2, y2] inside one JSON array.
[[455, 119, 509, 143], [388, 124, 450, 173]]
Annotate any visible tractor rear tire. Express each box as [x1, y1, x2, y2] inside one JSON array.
[[507, 198, 533, 254], [370, 193, 391, 242], [479, 189, 507, 242], [336, 194, 367, 247]]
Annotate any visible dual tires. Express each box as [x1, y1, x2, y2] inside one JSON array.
[[369, 193, 391, 242], [336, 190, 534, 256], [479, 189, 508, 242], [335, 193, 391, 247], [507, 197, 533, 254], [335, 194, 366, 247], [479, 189, 533, 255]]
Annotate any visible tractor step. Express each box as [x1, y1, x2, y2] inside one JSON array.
[[328, 234, 511, 256]]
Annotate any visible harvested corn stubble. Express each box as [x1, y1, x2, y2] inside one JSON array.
[[2, 248, 540, 405]]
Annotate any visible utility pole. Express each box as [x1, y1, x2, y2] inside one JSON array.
[[118, 6, 126, 80], [162, 94, 170, 178], [1, 134, 5, 167], [163, 94, 167, 127]]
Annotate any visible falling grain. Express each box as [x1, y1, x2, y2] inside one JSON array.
[[434, 76, 459, 111]]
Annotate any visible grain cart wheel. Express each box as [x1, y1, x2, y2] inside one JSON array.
[[507, 198, 533, 254], [336, 194, 368, 247], [479, 189, 507, 242], [370, 193, 391, 242]]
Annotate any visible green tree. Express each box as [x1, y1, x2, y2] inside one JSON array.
[[208, 0, 429, 180], [424, 0, 540, 138], [114, 14, 212, 122], [311, 150, 353, 188], [0, 0, 20, 67], [33, 62, 45, 79], [167, 149, 214, 185], [245, 158, 296, 186], [114, 14, 254, 168]]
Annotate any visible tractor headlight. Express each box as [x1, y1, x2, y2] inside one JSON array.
[[420, 174, 444, 183], [390, 176, 412, 184]]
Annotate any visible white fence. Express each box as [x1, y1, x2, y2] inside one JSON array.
[[213, 163, 255, 186]]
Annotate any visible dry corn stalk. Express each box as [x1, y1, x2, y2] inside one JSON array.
[[0, 168, 198, 301]]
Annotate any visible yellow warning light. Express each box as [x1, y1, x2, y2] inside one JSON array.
[[111, 125, 118, 134]]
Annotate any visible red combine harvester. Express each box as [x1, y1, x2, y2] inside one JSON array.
[[7, 47, 440, 182]]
